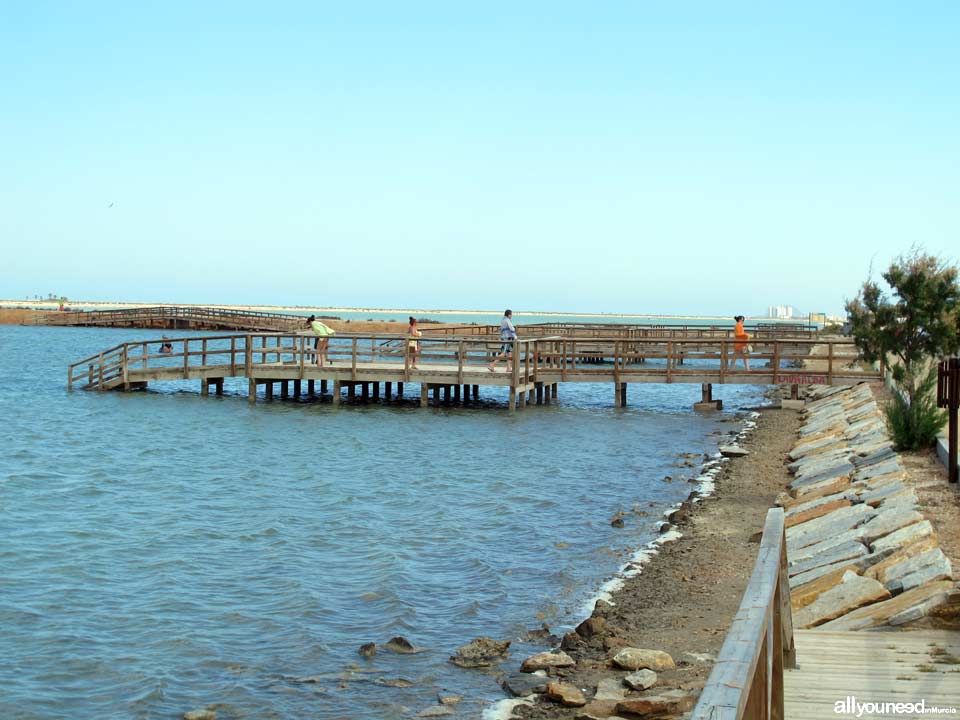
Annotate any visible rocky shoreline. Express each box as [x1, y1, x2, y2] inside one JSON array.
[[468, 404, 802, 720]]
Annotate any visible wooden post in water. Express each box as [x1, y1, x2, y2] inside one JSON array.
[[472, 384, 479, 399], [551, 383, 558, 399], [215, 378, 224, 396], [385, 382, 392, 399], [266, 382, 274, 401], [348, 383, 356, 399], [398, 382, 404, 398], [294, 380, 301, 397], [321, 379, 328, 394], [453, 385, 460, 402], [201, 378, 209, 396], [420, 383, 428, 408], [508, 387, 516, 412], [361, 383, 369, 400], [248, 378, 257, 404], [442, 385, 450, 404], [281, 381, 289, 399], [372, 382, 380, 400], [332, 380, 341, 406], [614, 382, 622, 408], [620, 383, 627, 407]]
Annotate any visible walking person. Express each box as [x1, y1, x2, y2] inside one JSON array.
[[732, 315, 751, 371], [488, 309, 517, 372], [306, 314, 335, 367], [407, 316, 421, 369]]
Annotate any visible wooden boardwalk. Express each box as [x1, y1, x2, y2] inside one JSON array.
[[785, 629, 960, 719], [68, 332, 879, 410], [42, 305, 308, 332]]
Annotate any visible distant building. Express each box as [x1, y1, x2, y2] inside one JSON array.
[[767, 305, 795, 319], [808, 312, 827, 325]]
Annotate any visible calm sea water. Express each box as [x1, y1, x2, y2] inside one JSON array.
[[0, 326, 764, 719]]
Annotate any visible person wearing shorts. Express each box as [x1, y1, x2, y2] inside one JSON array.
[[488, 309, 517, 372], [407, 316, 421, 369]]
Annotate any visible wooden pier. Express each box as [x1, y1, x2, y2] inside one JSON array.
[[42, 305, 310, 332], [68, 332, 879, 410]]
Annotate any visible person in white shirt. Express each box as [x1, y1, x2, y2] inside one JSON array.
[[487, 309, 517, 372]]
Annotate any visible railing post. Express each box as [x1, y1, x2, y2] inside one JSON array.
[[97, 352, 104, 390], [351, 337, 358, 381], [666, 341, 673, 383], [183, 339, 190, 378], [457, 340, 464, 385], [230, 336, 236, 375], [122, 345, 129, 389], [828, 342, 834, 384], [245, 335, 252, 377]]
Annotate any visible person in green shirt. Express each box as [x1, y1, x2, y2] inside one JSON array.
[[306, 315, 335, 367]]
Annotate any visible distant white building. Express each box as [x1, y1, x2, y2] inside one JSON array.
[[767, 305, 795, 319]]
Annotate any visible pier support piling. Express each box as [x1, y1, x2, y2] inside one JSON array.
[[321, 379, 328, 395], [294, 380, 301, 397], [373, 382, 380, 400], [398, 382, 404, 399], [694, 382, 722, 411], [248, 378, 257, 404], [281, 381, 289, 399], [266, 382, 274, 401], [385, 382, 392, 399], [420, 384, 428, 408], [201, 379, 209, 397], [332, 381, 341, 406]]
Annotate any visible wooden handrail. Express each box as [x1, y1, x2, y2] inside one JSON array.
[[691, 508, 795, 720], [66, 333, 878, 391]]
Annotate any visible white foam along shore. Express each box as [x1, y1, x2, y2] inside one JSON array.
[[482, 410, 761, 720], [0, 298, 792, 323]]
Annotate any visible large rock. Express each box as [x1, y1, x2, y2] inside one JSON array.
[[594, 677, 626, 701], [792, 572, 891, 628], [500, 672, 547, 697], [791, 475, 853, 500], [788, 540, 868, 578], [791, 565, 862, 610], [789, 558, 862, 589], [449, 636, 510, 668], [624, 669, 658, 690], [786, 503, 876, 552], [784, 479, 852, 506], [785, 498, 852, 528], [871, 520, 934, 554], [818, 580, 956, 630], [719, 445, 749, 457], [611, 648, 675, 672], [545, 681, 587, 707], [897, 552, 953, 593], [615, 690, 696, 717], [521, 651, 575, 672], [858, 510, 922, 544], [865, 536, 940, 583]]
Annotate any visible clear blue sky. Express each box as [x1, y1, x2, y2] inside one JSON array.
[[2, 2, 957, 315]]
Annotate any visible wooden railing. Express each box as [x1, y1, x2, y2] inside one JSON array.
[[67, 333, 543, 390], [44, 306, 312, 331], [67, 334, 876, 391], [691, 508, 795, 720], [421, 322, 819, 340]]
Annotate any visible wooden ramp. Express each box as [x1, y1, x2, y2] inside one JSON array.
[[784, 629, 960, 718]]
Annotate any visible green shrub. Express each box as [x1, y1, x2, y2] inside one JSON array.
[[884, 368, 947, 450]]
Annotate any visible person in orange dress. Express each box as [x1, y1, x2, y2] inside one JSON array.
[[732, 315, 751, 370]]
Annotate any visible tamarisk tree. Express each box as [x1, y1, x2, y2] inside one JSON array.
[[845, 250, 960, 447]]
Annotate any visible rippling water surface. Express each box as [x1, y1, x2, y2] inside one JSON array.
[[0, 326, 763, 719]]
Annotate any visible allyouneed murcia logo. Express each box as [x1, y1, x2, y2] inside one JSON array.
[[835, 696, 958, 717]]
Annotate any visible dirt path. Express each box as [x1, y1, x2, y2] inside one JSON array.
[[512, 408, 801, 718]]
